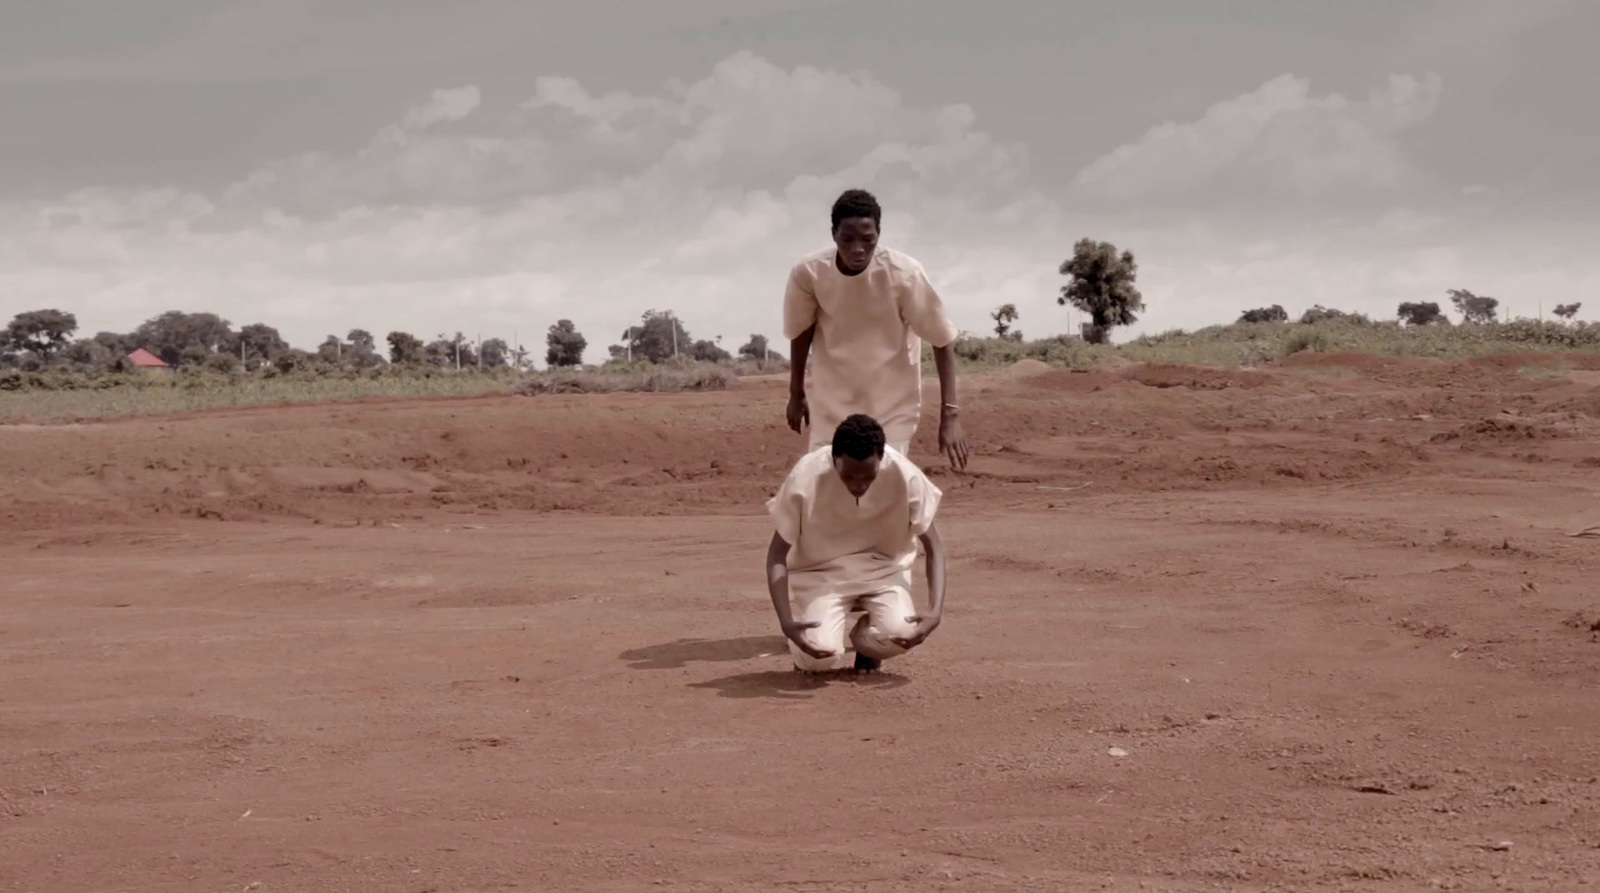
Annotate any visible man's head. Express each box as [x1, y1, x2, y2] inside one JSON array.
[[831, 413, 886, 498], [830, 189, 880, 274]]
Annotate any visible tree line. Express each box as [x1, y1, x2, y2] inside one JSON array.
[[1228, 290, 1582, 330], [0, 238, 1149, 374], [6, 237, 1585, 373], [0, 308, 783, 374], [995, 240, 1582, 341]]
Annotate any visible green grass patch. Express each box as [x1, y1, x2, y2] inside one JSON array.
[[937, 318, 1600, 372], [0, 368, 523, 423], [0, 360, 748, 423], [518, 362, 736, 395]]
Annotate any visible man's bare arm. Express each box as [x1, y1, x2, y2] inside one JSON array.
[[787, 326, 814, 434], [766, 532, 797, 626], [894, 521, 948, 650], [767, 531, 832, 659], [930, 344, 971, 469], [918, 521, 948, 619]]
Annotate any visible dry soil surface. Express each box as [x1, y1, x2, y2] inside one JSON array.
[[4, 354, 1600, 892]]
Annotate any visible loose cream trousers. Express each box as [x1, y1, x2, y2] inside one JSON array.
[[788, 585, 919, 672]]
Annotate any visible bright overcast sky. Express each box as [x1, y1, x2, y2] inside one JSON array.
[[1, 0, 1594, 359]]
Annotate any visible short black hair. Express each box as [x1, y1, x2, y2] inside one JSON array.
[[831, 189, 881, 232], [831, 414, 886, 460]]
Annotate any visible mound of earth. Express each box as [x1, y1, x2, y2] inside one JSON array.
[[1091, 355, 1136, 372], [1462, 352, 1600, 373], [2, 354, 1594, 531], [997, 358, 1052, 378], [1273, 350, 1443, 376], [1124, 363, 1275, 391], [1430, 416, 1568, 444]]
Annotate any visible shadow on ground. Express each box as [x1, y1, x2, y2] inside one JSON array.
[[620, 636, 789, 670], [689, 670, 911, 701]]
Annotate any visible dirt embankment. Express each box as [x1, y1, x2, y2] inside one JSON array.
[[2, 354, 1597, 530]]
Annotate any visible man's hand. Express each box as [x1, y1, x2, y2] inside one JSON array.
[[787, 392, 809, 434], [781, 619, 834, 660], [939, 414, 971, 470], [891, 613, 942, 650]]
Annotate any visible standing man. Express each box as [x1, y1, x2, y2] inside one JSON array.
[[783, 189, 972, 469]]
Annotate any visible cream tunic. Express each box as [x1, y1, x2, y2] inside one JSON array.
[[783, 246, 960, 450], [767, 444, 943, 599]]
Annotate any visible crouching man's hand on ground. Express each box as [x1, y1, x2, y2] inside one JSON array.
[[780, 620, 835, 660], [891, 613, 942, 650]]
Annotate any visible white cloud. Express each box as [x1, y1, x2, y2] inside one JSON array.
[[2, 53, 1598, 360], [1073, 73, 1443, 204], [0, 51, 1056, 359], [400, 86, 481, 130], [1375, 206, 1445, 237]]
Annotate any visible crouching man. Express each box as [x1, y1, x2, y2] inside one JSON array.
[[764, 413, 949, 673]]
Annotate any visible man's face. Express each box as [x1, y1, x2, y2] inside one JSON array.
[[832, 217, 878, 273], [832, 453, 881, 499]]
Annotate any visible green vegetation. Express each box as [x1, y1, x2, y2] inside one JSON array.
[[9, 311, 1600, 424], [942, 315, 1600, 373], [518, 360, 736, 396], [0, 366, 524, 424], [0, 305, 791, 422], [3, 247, 1595, 424], [0, 358, 767, 423]]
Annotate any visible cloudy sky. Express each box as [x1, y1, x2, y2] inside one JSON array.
[[2, 0, 1594, 361]]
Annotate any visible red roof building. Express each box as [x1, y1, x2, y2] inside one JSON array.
[[127, 349, 169, 368]]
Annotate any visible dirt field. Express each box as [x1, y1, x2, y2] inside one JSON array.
[[4, 354, 1600, 892]]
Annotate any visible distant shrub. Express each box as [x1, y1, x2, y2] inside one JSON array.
[[1299, 305, 1372, 325], [1399, 302, 1448, 326], [1283, 329, 1330, 355], [1494, 319, 1600, 347], [949, 334, 1090, 369], [204, 353, 241, 374], [1132, 329, 1190, 345], [517, 363, 735, 395], [732, 356, 789, 375], [1238, 305, 1289, 323], [0, 367, 127, 392]]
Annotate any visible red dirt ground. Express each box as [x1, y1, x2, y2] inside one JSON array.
[[3, 354, 1600, 892]]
